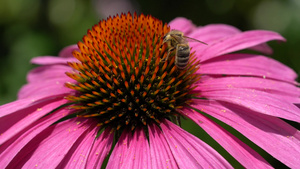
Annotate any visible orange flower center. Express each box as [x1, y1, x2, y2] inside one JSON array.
[[65, 12, 200, 131]]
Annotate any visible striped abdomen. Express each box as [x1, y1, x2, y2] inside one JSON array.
[[175, 44, 190, 69]]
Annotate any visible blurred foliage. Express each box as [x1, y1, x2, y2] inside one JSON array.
[[0, 0, 98, 103], [0, 0, 299, 167], [1, 0, 299, 104]]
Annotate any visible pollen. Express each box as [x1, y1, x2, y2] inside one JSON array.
[[65, 12, 200, 131]]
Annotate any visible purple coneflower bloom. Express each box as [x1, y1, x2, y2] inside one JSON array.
[[1, 12, 300, 168]]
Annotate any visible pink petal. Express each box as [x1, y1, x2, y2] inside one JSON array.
[[18, 78, 73, 100], [182, 108, 272, 169], [8, 118, 96, 168], [188, 24, 273, 57], [197, 76, 300, 102], [57, 125, 113, 168], [0, 98, 42, 118], [198, 30, 285, 62], [58, 45, 79, 58], [26, 64, 72, 83], [106, 129, 132, 169], [189, 24, 241, 44], [249, 43, 273, 55], [56, 127, 99, 168], [85, 128, 114, 169], [31, 56, 77, 65], [107, 128, 150, 168], [160, 119, 232, 168], [30, 45, 78, 65], [0, 98, 68, 145], [169, 17, 196, 35], [198, 53, 298, 82], [199, 88, 300, 122], [148, 123, 178, 169], [190, 99, 300, 169], [0, 108, 72, 168]]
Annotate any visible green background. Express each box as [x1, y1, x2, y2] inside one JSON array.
[[1, 0, 299, 104], [0, 0, 299, 168]]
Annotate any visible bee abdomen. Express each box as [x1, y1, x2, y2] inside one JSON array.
[[175, 44, 190, 69]]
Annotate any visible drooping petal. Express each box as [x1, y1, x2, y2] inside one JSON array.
[[0, 97, 68, 145], [30, 45, 79, 65], [188, 24, 241, 44], [160, 119, 233, 168], [31, 56, 77, 65], [148, 123, 178, 169], [0, 97, 45, 118], [57, 126, 113, 168], [182, 108, 272, 169], [6, 118, 96, 168], [190, 99, 300, 169], [199, 88, 300, 122], [58, 45, 79, 58], [169, 17, 196, 35], [56, 127, 99, 168], [198, 30, 285, 62], [0, 108, 73, 168], [26, 64, 72, 83], [188, 25, 274, 55], [196, 76, 300, 102], [107, 128, 151, 169], [106, 129, 132, 169], [249, 43, 273, 55], [85, 128, 114, 169], [198, 53, 298, 82], [18, 78, 73, 99]]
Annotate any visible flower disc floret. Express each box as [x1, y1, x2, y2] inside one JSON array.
[[65, 12, 201, 131]]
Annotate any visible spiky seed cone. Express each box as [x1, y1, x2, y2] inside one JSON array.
[[65, 12, 201, 131]]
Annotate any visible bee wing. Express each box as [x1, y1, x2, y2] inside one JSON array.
[[183, 36, 208, 45], [169, 34, 184, 42]]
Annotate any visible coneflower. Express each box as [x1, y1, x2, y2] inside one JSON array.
[[1, 12, 299, 168]]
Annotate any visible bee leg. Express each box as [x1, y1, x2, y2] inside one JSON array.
[[161, 47, 175, 62], [161, 50, 170, 62]]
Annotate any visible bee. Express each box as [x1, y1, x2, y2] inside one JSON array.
[[160, 30, 207, 69]]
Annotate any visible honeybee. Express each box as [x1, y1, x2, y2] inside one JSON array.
[[160, 30, 207, 69]]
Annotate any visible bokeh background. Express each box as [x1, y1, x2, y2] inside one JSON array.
[[1, 0, 299, 168]]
